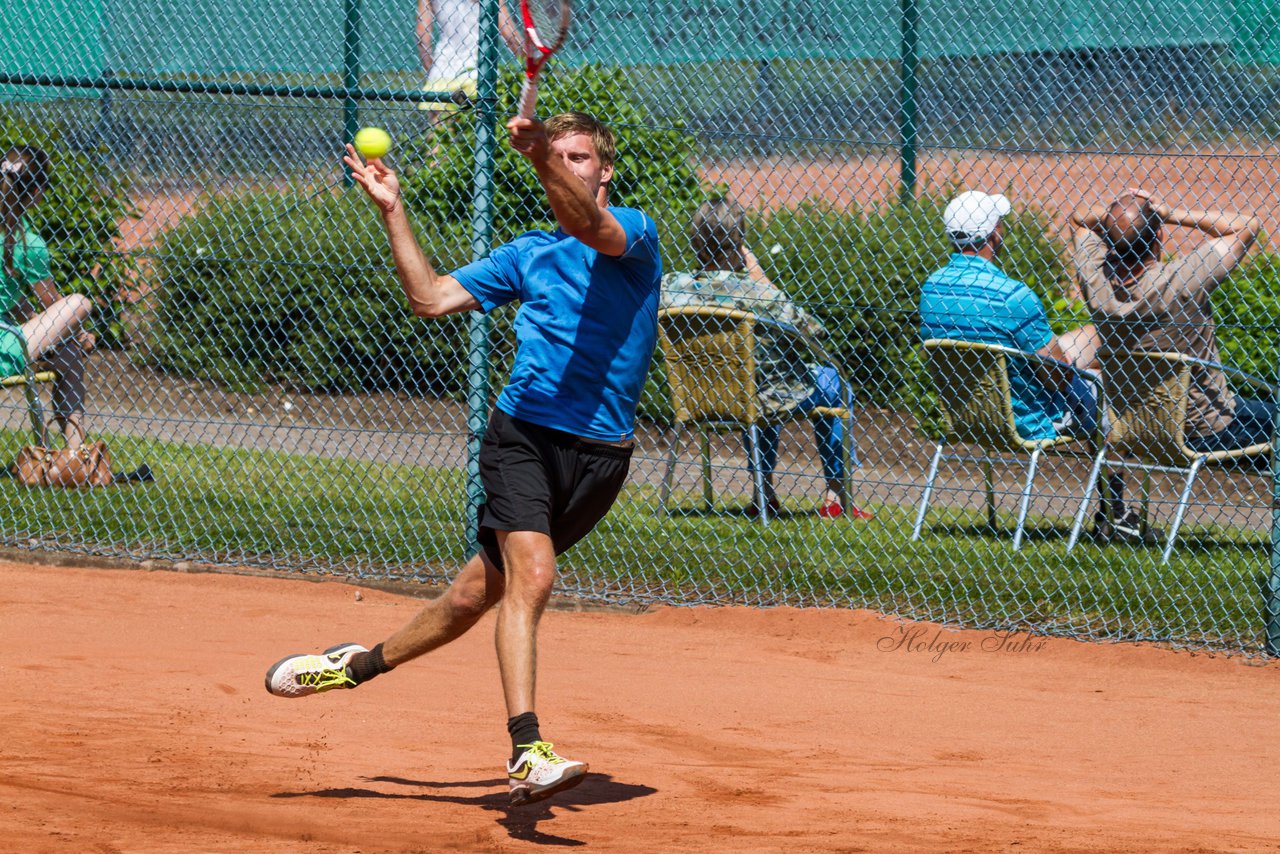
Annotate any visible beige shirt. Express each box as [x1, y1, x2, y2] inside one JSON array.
[[1074, 230, 1235, 438]]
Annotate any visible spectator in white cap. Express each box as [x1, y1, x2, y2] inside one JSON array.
[[919, 190, 1144, 543]]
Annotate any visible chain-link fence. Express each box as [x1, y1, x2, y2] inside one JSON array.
[[1, 0, 1278, 653]]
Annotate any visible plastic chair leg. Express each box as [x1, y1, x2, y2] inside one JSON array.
[[23, 372, 47, 446], [659, 426, 682, 513], [1012, 444, 1044, 551], [1067, 447, 1107, 552], [748, 424, 769, 525], [983, 458, 997, 530], [912, 441, 945, 541], [1163, 457, 1205, 564], [700, 430, 713, 512]]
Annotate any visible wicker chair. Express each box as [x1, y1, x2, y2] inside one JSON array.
[[912, 338, 1100, 549], [655, 305, 859, 524], [0, 321, 55, 446], [1066, 350, 1275, 563]]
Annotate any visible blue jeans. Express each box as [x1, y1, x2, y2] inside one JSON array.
[[1052, 373, 1100, 439], [1187, 397, 1275, 467], [744, 366, 851, 490]]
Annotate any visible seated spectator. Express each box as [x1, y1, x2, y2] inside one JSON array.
[[920, 190, 1144, 541], [0, 146, 96, 450], [1070, 189, 1265, 459], [661, 195, 872, 520]]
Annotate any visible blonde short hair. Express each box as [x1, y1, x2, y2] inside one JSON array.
[[543, 112, 617, 170]]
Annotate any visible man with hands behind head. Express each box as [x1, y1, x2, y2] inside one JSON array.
[[1071, 189, 1265, 457], [264, 111, 661, 808], [918, 190, 1157, 541]]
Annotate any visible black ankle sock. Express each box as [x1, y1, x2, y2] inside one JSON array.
[[346, 643, 393, 685], [507, 712, 542, 762], [1108, 474, 1127, 516]]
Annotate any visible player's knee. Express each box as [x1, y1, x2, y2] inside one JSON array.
[[63, 293, 93, 323], [509, 559, 556, 599], [448, 575, 493, 620]]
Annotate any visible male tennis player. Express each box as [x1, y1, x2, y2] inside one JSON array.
[[264, 111, 661, 807]]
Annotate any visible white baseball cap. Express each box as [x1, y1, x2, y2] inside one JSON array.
[[943, 191, 1012, 246]]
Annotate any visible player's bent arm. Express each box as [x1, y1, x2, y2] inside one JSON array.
[[415, 0, 435, 73], [532, 154, 629, 257], [1163, 207, 1258, 239], [1071, 225, 1095, 248], [382, 205, 480, 318], [1183, 210, 1262, 270]]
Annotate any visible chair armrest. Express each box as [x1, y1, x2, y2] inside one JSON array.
[[1179, 356, 1278, 396], [923, 339, 1099, 392], [757, 315, 850, 381]]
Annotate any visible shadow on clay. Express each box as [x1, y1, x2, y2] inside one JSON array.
[[273, 772, 657, 847]]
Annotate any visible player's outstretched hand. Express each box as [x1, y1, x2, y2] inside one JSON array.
[[343, 144, 402, 215], [506, 116, 549, 162]]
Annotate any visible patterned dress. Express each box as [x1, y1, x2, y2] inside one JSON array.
[[660, 270, 827, 418]]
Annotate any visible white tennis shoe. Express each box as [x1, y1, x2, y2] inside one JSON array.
[[264, 642, 367, 697], [506, 741, 588, 806]]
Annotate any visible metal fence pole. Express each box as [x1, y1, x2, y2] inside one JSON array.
[[1267, 351, 1280, 655], [95, 68, 114, 167], [897, 0, 920, 205], [341, 0, 362, 187], [464, 0, 501, 549]]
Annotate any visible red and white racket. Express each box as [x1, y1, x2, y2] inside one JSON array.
[[505, 0, 571, 118]]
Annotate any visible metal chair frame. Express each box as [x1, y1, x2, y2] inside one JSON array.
[[1065, 349, 1275, 563], [0, 320, 55, 446], [913, 338, 1101, 550], [655, 305, 861, 525]]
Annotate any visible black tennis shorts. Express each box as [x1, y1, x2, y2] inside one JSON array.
[[477, 408, 633, 572]]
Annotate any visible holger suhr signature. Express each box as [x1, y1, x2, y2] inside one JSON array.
[[877, 625, 1048, 662]]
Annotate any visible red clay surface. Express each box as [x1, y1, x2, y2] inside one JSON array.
[[3, 558, 1280, 853]]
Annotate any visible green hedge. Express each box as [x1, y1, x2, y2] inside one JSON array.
[[1213, 249, 1280, 391], [148, 66, 705, 395], [148, 191, 476, 393]]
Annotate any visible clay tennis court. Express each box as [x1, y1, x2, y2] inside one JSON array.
[[4, 556, 1279, 853]]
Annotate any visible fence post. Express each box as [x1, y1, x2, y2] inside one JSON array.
[[1267, 354, 1280, 654], [95, 67, 114, 167], [464, 0, 501, 549], [897, 0, 919, 205], [341, 0, 362, 187]]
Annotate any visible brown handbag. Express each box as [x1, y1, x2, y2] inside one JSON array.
[[14, 440, 113, 488]]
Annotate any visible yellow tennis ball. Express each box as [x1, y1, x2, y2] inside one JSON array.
[[354, 127, 392, 159]]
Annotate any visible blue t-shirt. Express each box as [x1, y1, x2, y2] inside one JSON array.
[[453, 206, 662, 441], [919, 253, 1062, 441]]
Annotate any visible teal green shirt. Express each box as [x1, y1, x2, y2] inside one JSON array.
[[0, 220, 51, 373], [919, 254, 1062, 441], [1, 219, 51, 313]]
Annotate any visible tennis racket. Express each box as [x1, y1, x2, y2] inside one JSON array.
[[505, 0, 571, 119]]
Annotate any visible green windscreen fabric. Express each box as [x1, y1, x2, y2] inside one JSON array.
[[1233, 0, 1280, 62], [0, 0, 103, 77], [1, 0, 1258, 80], [562, 0, 1232, 62], [106, 0, 420, 75]]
